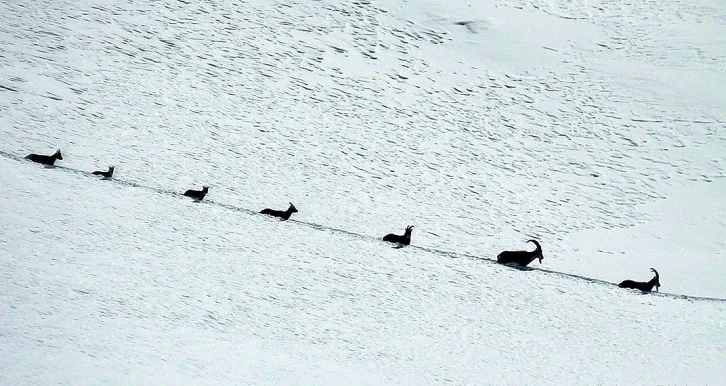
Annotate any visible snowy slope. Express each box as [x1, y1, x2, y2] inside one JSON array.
[[1, 0, 725, 383], [1, 160, 725, 384]]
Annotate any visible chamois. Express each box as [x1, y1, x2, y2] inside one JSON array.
[[618, 268, 660, 292], [183, 186, 209, 201], [25, 149, 63, 165], [260, 202, 298, 220], [497, 239, 543, 267], [92, 166, 114, 178], [382, 225, 414, 246]]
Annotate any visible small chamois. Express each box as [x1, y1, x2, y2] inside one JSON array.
[[183, 186, 209, 201], [25, 149, 63, 165], [92, 166, 114, 178], [382, 225, 414, 246], [260, 202, 298, 220]]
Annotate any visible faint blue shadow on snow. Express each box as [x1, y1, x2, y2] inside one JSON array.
[[5, 150, 725, 302], [454, 20, 490, 34], [622, 288, 661, 296], [499, 262, 535, 271], [184, 195, 204, 203], [390, 242, 407, 249]]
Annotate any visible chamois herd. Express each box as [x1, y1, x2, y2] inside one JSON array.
[[23, 149, 663, 293]]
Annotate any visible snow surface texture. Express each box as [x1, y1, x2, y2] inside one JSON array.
[[1, 0, 725, 384]]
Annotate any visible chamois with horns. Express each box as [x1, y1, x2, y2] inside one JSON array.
[[496, 239, 543, 267], [618, 268, 660, 292], [183, 186, 209, 201], [382, 225, 414, 245], [25, 149, 63, 165], [260, 202, 298, 220], [92, 166, 114, 178]]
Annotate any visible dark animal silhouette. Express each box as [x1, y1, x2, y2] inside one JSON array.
[[92, 166, 114, 178], [260, 202, 298, 220], [497, 239, 543, 267], [382, 225, 414, 245], [619, 268, 660, 292], [25, 149, 63, 165], [183, 186, 209, 201]]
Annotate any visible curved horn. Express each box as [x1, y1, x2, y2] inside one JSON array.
[[650, 268, 659, 279], [527, 239, 542, 250]]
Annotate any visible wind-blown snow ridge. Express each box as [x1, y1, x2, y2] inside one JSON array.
[[5, 150, 722, 303]]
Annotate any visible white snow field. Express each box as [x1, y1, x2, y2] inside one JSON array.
[[1, 0, 725, 383]]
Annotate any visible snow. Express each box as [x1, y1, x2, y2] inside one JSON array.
[[1, 0, 725, 383]]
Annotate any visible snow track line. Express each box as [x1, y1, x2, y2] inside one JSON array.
[[3, 150, 725, 303], [413, 246, 726, 303]]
